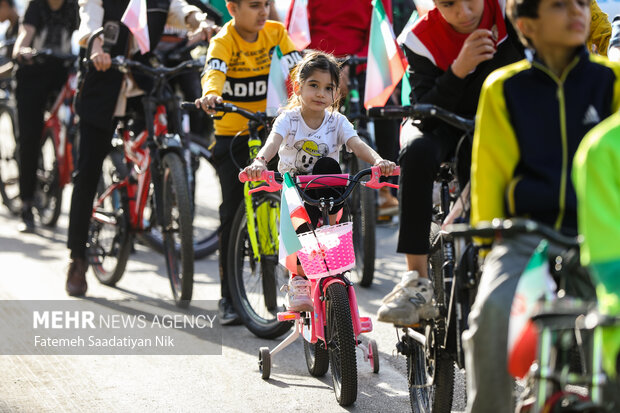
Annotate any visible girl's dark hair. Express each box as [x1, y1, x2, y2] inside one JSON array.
[[286, 50, 342, 111]]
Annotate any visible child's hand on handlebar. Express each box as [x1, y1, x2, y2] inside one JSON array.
[[195, 94, 223, 115], [243, 157, 268, 180], [374, 159, 396, 176]]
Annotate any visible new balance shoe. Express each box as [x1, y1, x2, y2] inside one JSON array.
[[377, 270, 435, 326], [282, 275, 313, 312]]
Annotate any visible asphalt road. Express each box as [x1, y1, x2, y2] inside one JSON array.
[[0, 170, 467, 412]]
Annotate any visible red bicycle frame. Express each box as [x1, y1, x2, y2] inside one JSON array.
[[93, 104, 169, 229], [43, 70, 77, 187]]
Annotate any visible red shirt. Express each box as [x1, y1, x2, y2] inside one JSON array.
[[286, 0, 392, 58]]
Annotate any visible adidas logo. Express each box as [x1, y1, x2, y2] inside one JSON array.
[[583, 105, 600, 125]]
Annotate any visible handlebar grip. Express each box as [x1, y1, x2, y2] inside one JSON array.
[[238, 170, 282, 193], [367, 106, 412, 119], [181, 101, 201, 111], [364, 165, 400, 189]]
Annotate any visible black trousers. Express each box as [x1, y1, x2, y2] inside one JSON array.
[[15, 64, 68, 203], [213, 134, 253, 299], [397, 121, 470, 255], [67, 119, 115, 259]]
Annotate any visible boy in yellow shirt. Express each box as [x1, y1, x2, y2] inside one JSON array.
[[196, 0, 301, 324]]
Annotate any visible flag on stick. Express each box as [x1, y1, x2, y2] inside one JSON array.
[[507, 240, 557, 378], [266, 46, 290, 117], [364, 0, 407, 109], [278, 173, 311, 268], [121, 0, 150, 55], [287, 0, 311, 51]]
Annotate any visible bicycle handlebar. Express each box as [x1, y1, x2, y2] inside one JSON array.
[[338, 55, 367, 67], [180, 101, 267, 123], [238, 166, 400, 207], [368, 104, 475, 133], [445, 218, 580, 248], [107, 55, 203, 78]]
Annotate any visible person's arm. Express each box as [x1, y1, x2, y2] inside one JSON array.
[[573, 114, 620, 266], [588, 0, 611, 56], [168, 0, 218, 41], [346, 136, 396, 176], [196, 35, 230, 113], [12, 24, 36, 60], [470, 71, 520, 228]]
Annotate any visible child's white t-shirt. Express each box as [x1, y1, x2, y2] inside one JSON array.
[[272, 107, 357, 175]]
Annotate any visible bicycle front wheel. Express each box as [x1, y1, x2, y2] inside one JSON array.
[[227, 194, 292, 339], [326, 282, 358, 406], [35, 129, 62, 227], [0, 106, 20, 214], [88, 150, 132, 285], [141, 137, 219, 259], [160, 152, 194, 307]]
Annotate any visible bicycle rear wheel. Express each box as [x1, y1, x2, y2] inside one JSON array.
[[227, 194, 293, 339], [88, 150, 132, 285], [0, 106, 20, 215], [161, 152, 194, 307], [35, 129, 62, 227], [325, 282, 358, 406]]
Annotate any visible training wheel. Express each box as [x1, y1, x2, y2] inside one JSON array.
[[258, 347, 271, 380], [369, 339, 379, 373]]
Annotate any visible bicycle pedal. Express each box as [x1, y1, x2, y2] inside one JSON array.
[[277, 312, 301, 321], [359, 316, 373, 333]]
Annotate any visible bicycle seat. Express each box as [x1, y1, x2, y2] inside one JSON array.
[[530, 297, 593, 329]]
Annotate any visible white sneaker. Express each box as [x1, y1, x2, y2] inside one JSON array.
[[282, 276, 314, 312], [377, 271, 435, 325]]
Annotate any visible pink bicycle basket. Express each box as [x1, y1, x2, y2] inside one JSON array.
[[296, 222, 355, 279]]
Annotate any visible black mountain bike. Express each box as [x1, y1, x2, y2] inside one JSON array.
[[370, 104, 476, 413]]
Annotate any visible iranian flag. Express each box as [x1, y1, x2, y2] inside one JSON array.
[[364, 0, 407, 109], [121, 0, 150, 55], [279, 173, 311, 269], [266, 45, 290, 117], [507, 240, 556, 378]]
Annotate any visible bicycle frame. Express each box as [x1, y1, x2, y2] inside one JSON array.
[[241, 166, 397, 350], [43, 69, 77, 188]]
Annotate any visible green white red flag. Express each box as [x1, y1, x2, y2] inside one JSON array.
[[266, 46, 290, 117], [279, 173, 311, 268], [364, 0, 407, 109], [507, 240, 556, 378]]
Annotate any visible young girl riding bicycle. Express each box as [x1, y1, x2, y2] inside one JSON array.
[[242, 50, 396, 312]]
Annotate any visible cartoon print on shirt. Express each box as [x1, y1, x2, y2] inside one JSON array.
[[294, 140, 329, 173]]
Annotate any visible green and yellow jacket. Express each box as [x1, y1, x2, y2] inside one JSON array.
[[471, 46, 620, 236]]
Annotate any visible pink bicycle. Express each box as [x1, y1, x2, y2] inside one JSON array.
[[240, 166, 399, 406]]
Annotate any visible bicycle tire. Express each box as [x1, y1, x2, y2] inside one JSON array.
[[0, 105, 20, 215], [139, 137, 219, 259], [304, 339, 329, 377], [88, 150, 132, 285], [325, 282, 358, 406], [35, 130, 62, 227], [161, 152, 194, 307], [227, 194, 293, 339], [347, 155, 376, 287], [429, 223, 445, 307], [406, 334, 455, 413]]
